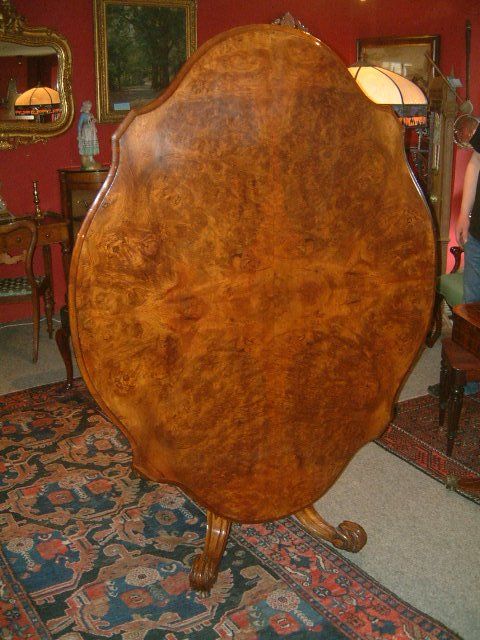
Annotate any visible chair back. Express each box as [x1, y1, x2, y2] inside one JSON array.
[[0, 217, 51, 363], [0, 219, 38, 288]]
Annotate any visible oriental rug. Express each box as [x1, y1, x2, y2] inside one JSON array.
[[0, 381, 462, 640], [377, 394, 480, 505]]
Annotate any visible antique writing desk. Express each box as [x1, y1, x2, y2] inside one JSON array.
[[70, 25, 436, 591]]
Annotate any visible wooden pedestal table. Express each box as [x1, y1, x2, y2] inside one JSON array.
[[69, 25, 436, 591], [55, 168, 109, 388]]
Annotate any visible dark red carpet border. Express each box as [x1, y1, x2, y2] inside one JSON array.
[[0, 380, 464, 639], [376, 394, 480, 505]]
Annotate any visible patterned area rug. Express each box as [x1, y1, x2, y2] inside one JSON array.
[[0, 381, 462, 640], [377, 394, 480, 505]]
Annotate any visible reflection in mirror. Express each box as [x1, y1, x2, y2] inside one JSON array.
[[0, 0, 74, 148], [0, 42, 59, 122]]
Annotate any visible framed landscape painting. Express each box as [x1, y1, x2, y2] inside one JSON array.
[[94, 0, 197, 123], [356, 35, 440, 94]]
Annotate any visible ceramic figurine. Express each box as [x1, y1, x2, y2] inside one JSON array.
[[78, 100, 101, 170]]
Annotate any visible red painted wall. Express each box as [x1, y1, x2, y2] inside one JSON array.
[[1, 0, 479, 321], [0, 57, 28, 98]]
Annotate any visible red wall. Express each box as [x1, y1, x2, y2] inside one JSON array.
[[0, 57, 28, 97], [1, 0, 479, 320]]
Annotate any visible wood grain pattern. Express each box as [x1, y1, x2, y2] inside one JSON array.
[[70, 25, 435, 525]]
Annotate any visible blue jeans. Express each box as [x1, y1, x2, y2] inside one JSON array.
[[463, 233, 480, 303], [461, 234, 480, 394]]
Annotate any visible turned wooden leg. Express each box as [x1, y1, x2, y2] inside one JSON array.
[[439, 354, 449, 427], [32, 291, 40, 363], [295, 505, 367, 552], [446, 382, 464, 456], [190, 510, 231, 592]]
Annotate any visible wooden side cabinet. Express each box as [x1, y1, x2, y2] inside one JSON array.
[[58, 167, 109, 245], [56, 167, 108, 388]]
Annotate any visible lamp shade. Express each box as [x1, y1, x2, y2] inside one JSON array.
[[14, 86, 61, 116], [348, 65, 427, 126]]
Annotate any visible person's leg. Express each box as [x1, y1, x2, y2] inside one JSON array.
[[461, 234, 480, 394], [463, 234, 480, 303]]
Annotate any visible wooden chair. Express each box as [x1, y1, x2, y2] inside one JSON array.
[[0, 219, 53, 362], [439, 336, 480, 455], [427, 246, 464, 347]]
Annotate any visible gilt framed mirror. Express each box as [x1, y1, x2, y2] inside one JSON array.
[[0, 0, 74, 149]]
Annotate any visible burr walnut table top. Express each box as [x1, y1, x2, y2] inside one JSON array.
[[70, 25, 435, 523]]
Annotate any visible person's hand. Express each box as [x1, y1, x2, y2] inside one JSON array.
[[455, 215, 470, 247]]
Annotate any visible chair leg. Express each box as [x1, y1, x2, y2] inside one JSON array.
[[446, 382, 464, 457], [32, 291, 40, 363]]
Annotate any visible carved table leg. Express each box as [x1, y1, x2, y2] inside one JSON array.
[[55, 304, 73, 389], [190, 510, 231, 592], [295, 505, 367, 552]]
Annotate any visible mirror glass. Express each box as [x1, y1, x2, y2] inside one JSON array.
[[0, 42, 59, 122], [0, 1, 74, 149]]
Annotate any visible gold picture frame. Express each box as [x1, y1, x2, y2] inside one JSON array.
[[356, 35, 440, 94], [94, 0, 197, 123]]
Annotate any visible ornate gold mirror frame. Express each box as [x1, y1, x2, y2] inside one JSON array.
[[0, 0, 74, 149]]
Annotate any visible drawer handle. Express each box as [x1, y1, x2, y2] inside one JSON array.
[[75, 199, 92, 210]]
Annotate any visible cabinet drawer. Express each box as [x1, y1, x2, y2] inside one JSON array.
[[0, 222, 67, 251], [38, 223, 68, 244], [59, 168, 108, 241], [71, 189, 98, 218]]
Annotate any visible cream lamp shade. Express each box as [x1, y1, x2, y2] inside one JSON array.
[[348, 65, 427, 126], [14, 86, 61, 116]]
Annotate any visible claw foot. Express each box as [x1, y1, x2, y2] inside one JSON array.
[[190, 553, 218, 593], [295, 505, 367, 553], [332, 520, 367, 552], [188, 510, 231, 592]]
